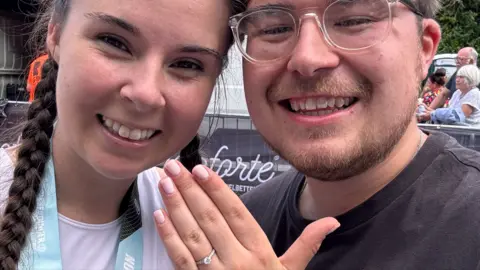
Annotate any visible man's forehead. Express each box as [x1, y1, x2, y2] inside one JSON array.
[[248, 0, 335, 9], [457, 48, 471, 57]]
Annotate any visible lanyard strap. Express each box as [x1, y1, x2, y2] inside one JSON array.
[[19, 157, 143, 270]]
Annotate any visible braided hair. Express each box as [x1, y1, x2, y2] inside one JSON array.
[[0, 58, 58, 269], [179, 135, 202, 172]]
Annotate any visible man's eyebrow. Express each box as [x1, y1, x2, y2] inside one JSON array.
[[85, 12, 140, 36], [180, 45, 222, 60], [248, 3, 296, 11]]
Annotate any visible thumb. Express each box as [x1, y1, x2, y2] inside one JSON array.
[[279, 217, 340, 270]]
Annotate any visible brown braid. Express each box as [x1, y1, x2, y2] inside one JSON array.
[[0, 58, 58, 269], [179, 135, 202, 172]]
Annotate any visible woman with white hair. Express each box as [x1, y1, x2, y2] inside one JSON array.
[[418, 64, 480, 127]]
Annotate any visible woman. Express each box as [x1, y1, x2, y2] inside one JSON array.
[[0, 0, 338, 269], [420, 68, 446, 107], [418, 65, 480, 127]]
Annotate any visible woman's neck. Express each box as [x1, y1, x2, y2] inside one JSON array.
[[460, 87, 473, 95], [52, 129, 135, 224]]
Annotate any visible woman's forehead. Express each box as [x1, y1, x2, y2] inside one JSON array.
[[67, 0, 230, 50]]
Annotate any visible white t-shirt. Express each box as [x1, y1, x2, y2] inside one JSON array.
[[0, 147, 174, 270], [449, 88, 480, 127]]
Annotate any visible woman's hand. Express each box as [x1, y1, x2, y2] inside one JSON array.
[[154, 160, 340, 270]]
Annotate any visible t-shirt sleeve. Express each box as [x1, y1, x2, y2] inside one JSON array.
[[461, 89, 480, 111], [0, 148, 15, 215]]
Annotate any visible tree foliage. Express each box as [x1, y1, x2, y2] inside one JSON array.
[[436, 0, 480, 54]]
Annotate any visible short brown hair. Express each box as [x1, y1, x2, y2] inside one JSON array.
[[415, 0, 442, 18]]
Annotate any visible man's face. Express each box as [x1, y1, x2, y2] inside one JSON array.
[[242, 0, 440, 180], [456, 48, 473, 68]]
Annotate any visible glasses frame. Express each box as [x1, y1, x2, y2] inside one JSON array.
[[229, 0, 424, 64]]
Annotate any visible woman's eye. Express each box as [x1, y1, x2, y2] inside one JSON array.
[[171, 60, 204, 72], [98, 35, 130, 53]]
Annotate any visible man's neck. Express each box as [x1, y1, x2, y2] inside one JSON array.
[[52, 128, 135, 224], [299, 120, 426, 220]]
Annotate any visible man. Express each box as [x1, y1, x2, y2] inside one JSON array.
[[26, 54, 49, 102], [429, 47, 478, 109], [238, 0, 480, 269]]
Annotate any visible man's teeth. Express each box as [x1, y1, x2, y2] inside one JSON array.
[[102, 117, 155, 141], [289, 97, 354, 112]]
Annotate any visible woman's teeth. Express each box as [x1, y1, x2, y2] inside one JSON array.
[[102, 116, 155, 141], [289, 96, 355, 115]]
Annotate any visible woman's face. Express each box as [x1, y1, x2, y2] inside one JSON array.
[[47, 0, 230, 180], [456, 76, 470, 91]]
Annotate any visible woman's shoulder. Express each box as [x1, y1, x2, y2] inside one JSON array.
[[0, 146, 17, 213], [137, 166, 163, 187], [0, 146, 16, 178], [462, 88, 480, 101], [136, 166, 164, 206]]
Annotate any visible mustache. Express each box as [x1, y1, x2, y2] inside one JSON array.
[[269, 72, 373, 100]]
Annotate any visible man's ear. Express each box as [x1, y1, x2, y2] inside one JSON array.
[[419, 19, 441, 79], [46, 22, 61, 62]]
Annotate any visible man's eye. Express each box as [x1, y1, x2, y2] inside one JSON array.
[[98, 35, 130, 53], [171, 60, 204, 72], [334, 17, 373, 27], [261, 26, 293, 35]]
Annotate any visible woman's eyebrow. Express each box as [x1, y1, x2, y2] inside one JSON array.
[[180, 45, 222, 60], [85, 12, 141, 36]]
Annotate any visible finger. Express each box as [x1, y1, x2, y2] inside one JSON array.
[[158, 173, 216, 263], [190, 165, 272, 250], [153, 209, 197, 270], [279, 217, 340, 270], [163, 161, 241, 258], [157, 167, 167, 179]]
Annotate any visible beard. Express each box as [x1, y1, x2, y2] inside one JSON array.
[[263, 60, 422, 181]]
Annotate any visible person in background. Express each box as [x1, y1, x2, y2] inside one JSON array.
[[26, 54, 49, 102], [418, 64, 480, 127], [420, 68, 446, 107], [429, 47, 478, 109]]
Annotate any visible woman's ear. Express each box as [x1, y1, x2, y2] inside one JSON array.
[[46, 22, 61, 62]]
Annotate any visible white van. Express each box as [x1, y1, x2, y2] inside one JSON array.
[[432, 53, 457, 80]]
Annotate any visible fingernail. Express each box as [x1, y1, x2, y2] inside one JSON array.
[[154, 210, 165, 224], [192, 165, 209, 181], [161, 177, 175, 194], [165, 160, 181, 176], [157, 168, 167, 180], [328, 223, 341, 235]]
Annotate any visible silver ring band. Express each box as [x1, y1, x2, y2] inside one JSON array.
[[195, 249, 216, 265]]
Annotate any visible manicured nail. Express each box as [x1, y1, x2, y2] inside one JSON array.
[[328, 223, 341, 235], [192, 165, 209, 181], [161, 177, 175, 194], [165, 160, 181, 176], [154, 210, 165, 224]]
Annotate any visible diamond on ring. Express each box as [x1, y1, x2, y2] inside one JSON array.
[[196, 249, 216, 265]]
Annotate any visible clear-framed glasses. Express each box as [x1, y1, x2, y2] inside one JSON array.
[[456, 56, 471, 63], [229, 0, 423, 64]]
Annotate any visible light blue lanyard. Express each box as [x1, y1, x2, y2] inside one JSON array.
[[19, 157, 143, 270]]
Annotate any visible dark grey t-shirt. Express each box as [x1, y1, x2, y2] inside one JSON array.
[[241, 132, 480, 270]]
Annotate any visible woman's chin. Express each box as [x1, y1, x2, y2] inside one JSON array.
[[91, 161, 150, 182]]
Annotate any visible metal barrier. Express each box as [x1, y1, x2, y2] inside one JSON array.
[[418, 124, 480, 151]]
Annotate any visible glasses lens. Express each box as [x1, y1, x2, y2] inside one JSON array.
[[324, 0, 391, 50], [236, 9, 297, 62]]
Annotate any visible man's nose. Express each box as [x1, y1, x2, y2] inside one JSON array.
[[287, 19, 340, 78]]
